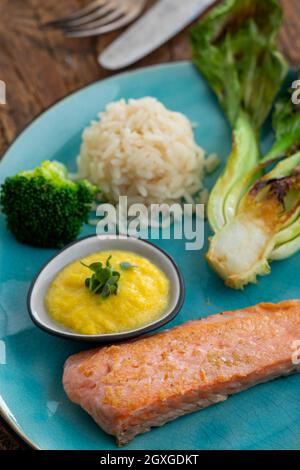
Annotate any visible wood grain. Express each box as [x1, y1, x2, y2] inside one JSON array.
[[0, 0, 299, 450]]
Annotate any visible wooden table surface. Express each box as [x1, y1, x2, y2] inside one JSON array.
[[0, 0, 299, 451]]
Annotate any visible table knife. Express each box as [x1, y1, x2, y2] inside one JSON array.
[[99, 0, 215, 70]]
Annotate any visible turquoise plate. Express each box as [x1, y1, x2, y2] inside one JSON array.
[[0, 62, 299, 450]]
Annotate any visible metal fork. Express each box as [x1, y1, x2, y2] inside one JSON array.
[[43, 0, 148, 38]]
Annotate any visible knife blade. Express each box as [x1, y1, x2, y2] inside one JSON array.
[[98, 0, 214, 70]]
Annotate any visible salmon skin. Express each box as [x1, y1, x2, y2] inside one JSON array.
[[63, 300, 300, 446]]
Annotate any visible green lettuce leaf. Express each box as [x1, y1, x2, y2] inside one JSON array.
[[190, 0, 288, 129]]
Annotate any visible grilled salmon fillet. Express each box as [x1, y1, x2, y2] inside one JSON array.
[[63, 300, 300, 445]]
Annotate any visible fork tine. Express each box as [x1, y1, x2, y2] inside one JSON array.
[[50, 2, 116, 29], [64, 9, 124, 32], [43, 0, 108, 28], [65, 9, 141, 38]]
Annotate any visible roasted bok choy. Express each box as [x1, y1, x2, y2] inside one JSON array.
[[207, 85, 300, 288], [191, 0, 300, 288], [191, 0, 288, 232], [207, 149, 300, 289], [207, 87, 300, 289]]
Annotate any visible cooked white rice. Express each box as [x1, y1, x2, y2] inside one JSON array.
[[77, 97, 209, 205]]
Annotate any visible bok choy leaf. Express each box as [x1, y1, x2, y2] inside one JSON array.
[[264, 86, 300, 161], [190, 0, 288, 232], [190, 0, 300, 289], [205, 81, 300, 288]]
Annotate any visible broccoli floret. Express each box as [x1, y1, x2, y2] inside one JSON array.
[[0, 161, 97, 248]]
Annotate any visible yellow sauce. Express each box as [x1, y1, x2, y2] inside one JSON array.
[[45, 250, 170, 335]]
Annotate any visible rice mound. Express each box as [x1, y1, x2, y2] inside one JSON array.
[[77, 97, 206, 205]]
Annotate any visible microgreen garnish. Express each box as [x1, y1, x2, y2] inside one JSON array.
[[81, 256, 136, 300], [81, 256, 120, 299]]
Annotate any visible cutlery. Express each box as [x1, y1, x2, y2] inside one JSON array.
[[43, 0, 147, 38], [99, 0, 215, 70]]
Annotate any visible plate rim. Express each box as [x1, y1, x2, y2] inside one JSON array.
[[0, 412, 39, 450], [0, 60, 192, 166], [0, 60, 192, 450]]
